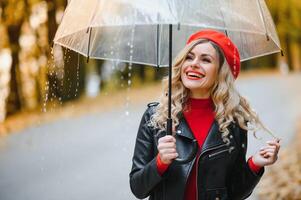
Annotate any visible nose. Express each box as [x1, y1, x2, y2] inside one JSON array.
[[190, 59, 200, 69]]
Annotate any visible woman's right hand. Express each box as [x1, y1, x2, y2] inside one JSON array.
[[157, 135, 178, 165]]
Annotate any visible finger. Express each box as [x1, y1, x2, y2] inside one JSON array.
[[259, 146, 275, 152], [163, 153, 178, 160], [260, 146, 276, 152], [266, 141, 281, 149], [159, 135, 176, 143], [160, 148, 177, 154], [260, 151, 272, 158], [260, 153, 268, 158], [158, 142, 176, 149], [264, 152, 275, 158], [260, 148, 277, 155], [266, 143, 281, 154], [262, 149, 276, 154]]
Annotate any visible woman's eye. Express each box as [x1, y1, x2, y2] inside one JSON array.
[[203, 58, 211, 63], [186, 55, 193, 60]]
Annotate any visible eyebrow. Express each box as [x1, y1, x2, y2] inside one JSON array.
[[188, 52, 214, 60]]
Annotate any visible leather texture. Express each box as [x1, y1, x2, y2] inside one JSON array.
[[129, 103, 264, 200]]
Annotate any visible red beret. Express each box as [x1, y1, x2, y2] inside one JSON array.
[[186, 29, 240, 79]]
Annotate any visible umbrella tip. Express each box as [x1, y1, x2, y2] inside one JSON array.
[[266, 34, 270, 41]]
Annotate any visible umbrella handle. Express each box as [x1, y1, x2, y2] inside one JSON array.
[[174, 139, 198, 164]]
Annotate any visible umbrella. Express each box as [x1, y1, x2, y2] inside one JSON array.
[[53, 0, 282, 163]]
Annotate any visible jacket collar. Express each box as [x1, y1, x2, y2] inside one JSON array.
[[176, 115, 225, 151]]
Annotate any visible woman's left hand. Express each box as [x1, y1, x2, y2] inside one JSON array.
[[252, 138, 281, 167]]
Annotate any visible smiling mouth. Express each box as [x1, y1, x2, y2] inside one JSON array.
[[186, 71, 205, 79]]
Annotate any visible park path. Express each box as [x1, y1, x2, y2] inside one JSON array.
[[0, 73, 300, 200]]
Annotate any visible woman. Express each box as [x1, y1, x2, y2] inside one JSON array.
[[129, 29, 280, 200]]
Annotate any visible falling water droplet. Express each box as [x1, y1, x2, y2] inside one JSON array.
[[128, 80, 131, 85], [125, 111, 129, 116]]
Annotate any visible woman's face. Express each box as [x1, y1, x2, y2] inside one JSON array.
[[180, 42, 220, 98]]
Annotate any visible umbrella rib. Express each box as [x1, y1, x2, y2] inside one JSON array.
[[256, 0, 270, 41], [86, 27, 92, 63], [218, 0, 228, 37], [241, 50, 281, 62], [156, 24, 160, 67]]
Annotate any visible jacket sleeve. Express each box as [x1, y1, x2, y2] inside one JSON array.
[[227, 126, 265, 200], [129, 106, 165, 199]]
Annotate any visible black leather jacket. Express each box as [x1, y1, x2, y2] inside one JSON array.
[[129, 103, 264, 200]]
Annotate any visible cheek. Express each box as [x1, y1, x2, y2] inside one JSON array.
[[180, 65, 188, 79], [205, 64, 218, 79]]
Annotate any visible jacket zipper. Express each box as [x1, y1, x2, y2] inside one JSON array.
[[195, 143, 229, 200], [208, 146, 235, 158]]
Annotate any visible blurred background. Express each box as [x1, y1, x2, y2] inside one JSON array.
[[0, 0, 300, 200]]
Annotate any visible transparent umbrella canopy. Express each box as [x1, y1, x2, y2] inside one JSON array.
[[54, 0, 282, 67], [53, 0, 281, 164]]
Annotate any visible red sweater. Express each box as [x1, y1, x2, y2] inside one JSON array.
[[156, 98, 262, 200]]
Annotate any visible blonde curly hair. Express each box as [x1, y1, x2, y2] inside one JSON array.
[[148, 39, 276, 142]]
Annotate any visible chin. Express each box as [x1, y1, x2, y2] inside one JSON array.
[[183, 83, 204, 91]]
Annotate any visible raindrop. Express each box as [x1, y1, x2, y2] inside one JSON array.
[[128, 80, 131, 85], [127, 42, 130, 46], [125, 111, 129, 116], [128, 72, 131, 77], [110, 51, 114, 55]]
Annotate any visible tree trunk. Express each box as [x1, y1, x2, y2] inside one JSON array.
[[6, 24, 22, 115]]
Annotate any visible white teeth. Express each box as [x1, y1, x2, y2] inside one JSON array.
[[187, 72, 203, 78]]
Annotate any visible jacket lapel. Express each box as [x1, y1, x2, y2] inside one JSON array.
[[176, 115, 225, 152], [200, 120, 225, 152], [175, 116, 195, 140]]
